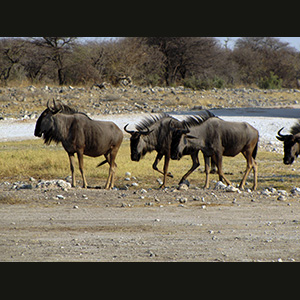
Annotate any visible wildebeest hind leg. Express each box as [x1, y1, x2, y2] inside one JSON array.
[[204, 155, 210, 188], [77, 151, 88, 188], [152, 153, 173, 178], [68, 153, 76, 187], [105, 147, 119, 190], [240, 151, 257, 190]]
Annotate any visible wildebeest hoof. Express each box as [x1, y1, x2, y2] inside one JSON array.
[[179, 179, 190, 186]]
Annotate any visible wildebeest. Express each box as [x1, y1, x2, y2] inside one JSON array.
[[124, 114, 182, 188], [124, 112, 215, 188], [276, 121, 300, 165], [34, 100, 123, 189], [171, 113, 259, 190]]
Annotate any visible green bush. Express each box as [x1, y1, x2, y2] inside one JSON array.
[[183, 76, 225, 90], [258, 72, 282, 89]]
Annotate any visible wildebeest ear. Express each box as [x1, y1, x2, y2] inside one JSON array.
[[186, 135, 197, 140]]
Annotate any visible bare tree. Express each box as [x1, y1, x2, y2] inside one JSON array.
[[0, 38, 26, 84], [33, 37, 77, 85]]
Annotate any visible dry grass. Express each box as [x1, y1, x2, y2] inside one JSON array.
[[0, 139, 299, 191]]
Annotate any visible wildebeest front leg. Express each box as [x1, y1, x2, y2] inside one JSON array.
[[160, 154, 171, 188], [179, 151, 200, 185], [68, 153, 76, 187], [77, 151, 88, 188]]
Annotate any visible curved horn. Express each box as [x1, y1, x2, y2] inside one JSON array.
[[276, 127, 288, 141], [53, 98, 63, 112], [47, 99, 55, 112], [124, 124, 135, 135], [277, 127, 287, 137], [139, 126, 154, 136]]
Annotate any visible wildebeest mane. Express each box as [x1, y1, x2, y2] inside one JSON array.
[[58, 103, 92, 120], [183, 110, 216, 128], [135, 113, 173, 131], [290, 120, 300, 135]]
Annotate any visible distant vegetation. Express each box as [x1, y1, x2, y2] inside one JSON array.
[[1, 37, 300, 89]]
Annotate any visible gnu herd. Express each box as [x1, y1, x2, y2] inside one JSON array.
[[34, 99, 298, 191]]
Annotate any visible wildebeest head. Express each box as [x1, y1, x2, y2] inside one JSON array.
[[34, 99, 63, 142], [124, 124, 153, 161], [276, 127, 300, 165], [170, 127, 196, 160]]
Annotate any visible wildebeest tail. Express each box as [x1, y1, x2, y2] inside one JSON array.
[[252, 142, 258, 159], [96, 159, 108, 167]]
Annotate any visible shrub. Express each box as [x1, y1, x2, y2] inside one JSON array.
[[183, 76, 225, 90], [258, 72, 282, 89]]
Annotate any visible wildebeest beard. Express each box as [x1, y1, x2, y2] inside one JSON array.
[[42, 126, 62, 145]]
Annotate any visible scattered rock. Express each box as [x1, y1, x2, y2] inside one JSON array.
[[214, 181, 227, 190], [178, 183, 189, 191], [291, 187, 300, 194], [156, 178, 163, 185], [178, 197, 187, 204], [36, 179, 71, 190], [261, 189, 272, 196], [277, 195, 287, 201], [225, 185, 240, 193]]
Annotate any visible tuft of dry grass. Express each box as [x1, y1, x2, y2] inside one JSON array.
[[0, 139, 299, 190]]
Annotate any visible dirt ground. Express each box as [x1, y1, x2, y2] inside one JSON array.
[[1, 184, 300, 262]]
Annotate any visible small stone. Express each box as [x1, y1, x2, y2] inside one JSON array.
[[291, 187, 300, 194], [178, 197, 187, 203], [154, 197, 160, 202], [131, 182, 139, 187], [277, 195, 287, 201], [225, 185, 240, 193], [214, 181, 227, 190], [178, 183, 189, 191], [262, 189, 271, 196], [277, 190, 288, 195], [56, 195, 65, 200], [73, 205, 79, 209], [156, 178, 163, 185]]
